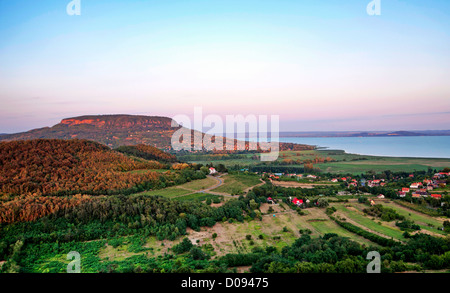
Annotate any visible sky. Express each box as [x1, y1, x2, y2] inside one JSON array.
[[0, 0, 449, 133]]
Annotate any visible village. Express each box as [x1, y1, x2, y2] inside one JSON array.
[[262, 171, 449, 208]]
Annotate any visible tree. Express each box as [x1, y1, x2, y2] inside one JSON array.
[[172, 237, 193, 254], [249, 199, 259, 210], [200, 166, 210, 175], [190, 246, 208, 260], [317, 198, 329, 208]]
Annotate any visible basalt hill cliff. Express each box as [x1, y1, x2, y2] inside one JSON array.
[[0, 115, 179, 149]]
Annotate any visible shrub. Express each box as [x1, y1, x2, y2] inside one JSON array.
[[172, 237, 193, 254]]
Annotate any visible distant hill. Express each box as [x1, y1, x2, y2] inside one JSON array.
[[0, 115, 178, 149], [280, 130, 450, 137], [0, 114, 314, 151], [375, 131, 422, 137]]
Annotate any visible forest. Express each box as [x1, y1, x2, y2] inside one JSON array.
[[0, 139, 206, 224], [115, 144, 177, 163], [0, 139, 165, 197]]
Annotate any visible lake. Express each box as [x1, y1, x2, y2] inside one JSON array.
[[278, 136, 450, 159]]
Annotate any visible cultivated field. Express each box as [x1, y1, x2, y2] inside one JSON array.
[[140, 176, 219, 198], [211, 174, 263, 195]]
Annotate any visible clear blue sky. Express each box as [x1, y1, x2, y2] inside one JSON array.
[[1, 0, 449, 133]]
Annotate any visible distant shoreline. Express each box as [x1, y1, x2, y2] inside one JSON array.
[[279, 130, 450, 138], [278, 136, 450, 159]]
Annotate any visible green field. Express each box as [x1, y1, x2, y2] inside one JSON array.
[[175, 193, 223, 202], [182, 149, 450, 174], [140, 187, 191, 198], [140, 177, 218, 198], [211, 174, 262, 194], [332, 203, 406, 241], [380, 201, 445, 235], [304, 150, 450, 174]]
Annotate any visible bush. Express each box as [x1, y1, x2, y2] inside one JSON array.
[[299, 229, 312, 235], [358, 196, 368, 204], [317, 198, 329, 208], [325, 207, 337, 215], [190, 246, 208, 260], [172, 237, 193, 254], [396, 220, 421, 231]]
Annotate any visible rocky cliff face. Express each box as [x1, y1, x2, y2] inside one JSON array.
[[60, 115, 174, 130]]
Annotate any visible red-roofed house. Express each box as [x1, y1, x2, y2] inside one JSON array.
[[431, 194, 442, 199], [402, 188, 410, 193], [292, 198, 303, 206], [410, 183, 422, 189], [398, 191, 406, 198]]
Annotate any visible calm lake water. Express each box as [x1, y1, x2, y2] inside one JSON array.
[[278, 136, 450, 159]]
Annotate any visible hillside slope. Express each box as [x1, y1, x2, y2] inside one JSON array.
[[0, 139, 165, 197]]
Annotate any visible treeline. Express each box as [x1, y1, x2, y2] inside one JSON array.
[[362, 204, 405, 222], [247, 232, 450, 273], [250, 182, 339, 199], [249, 233, 374, 273], [177, 153, 250, 162], [115, 144, 177, 163], [0, 195, 92, 224]]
